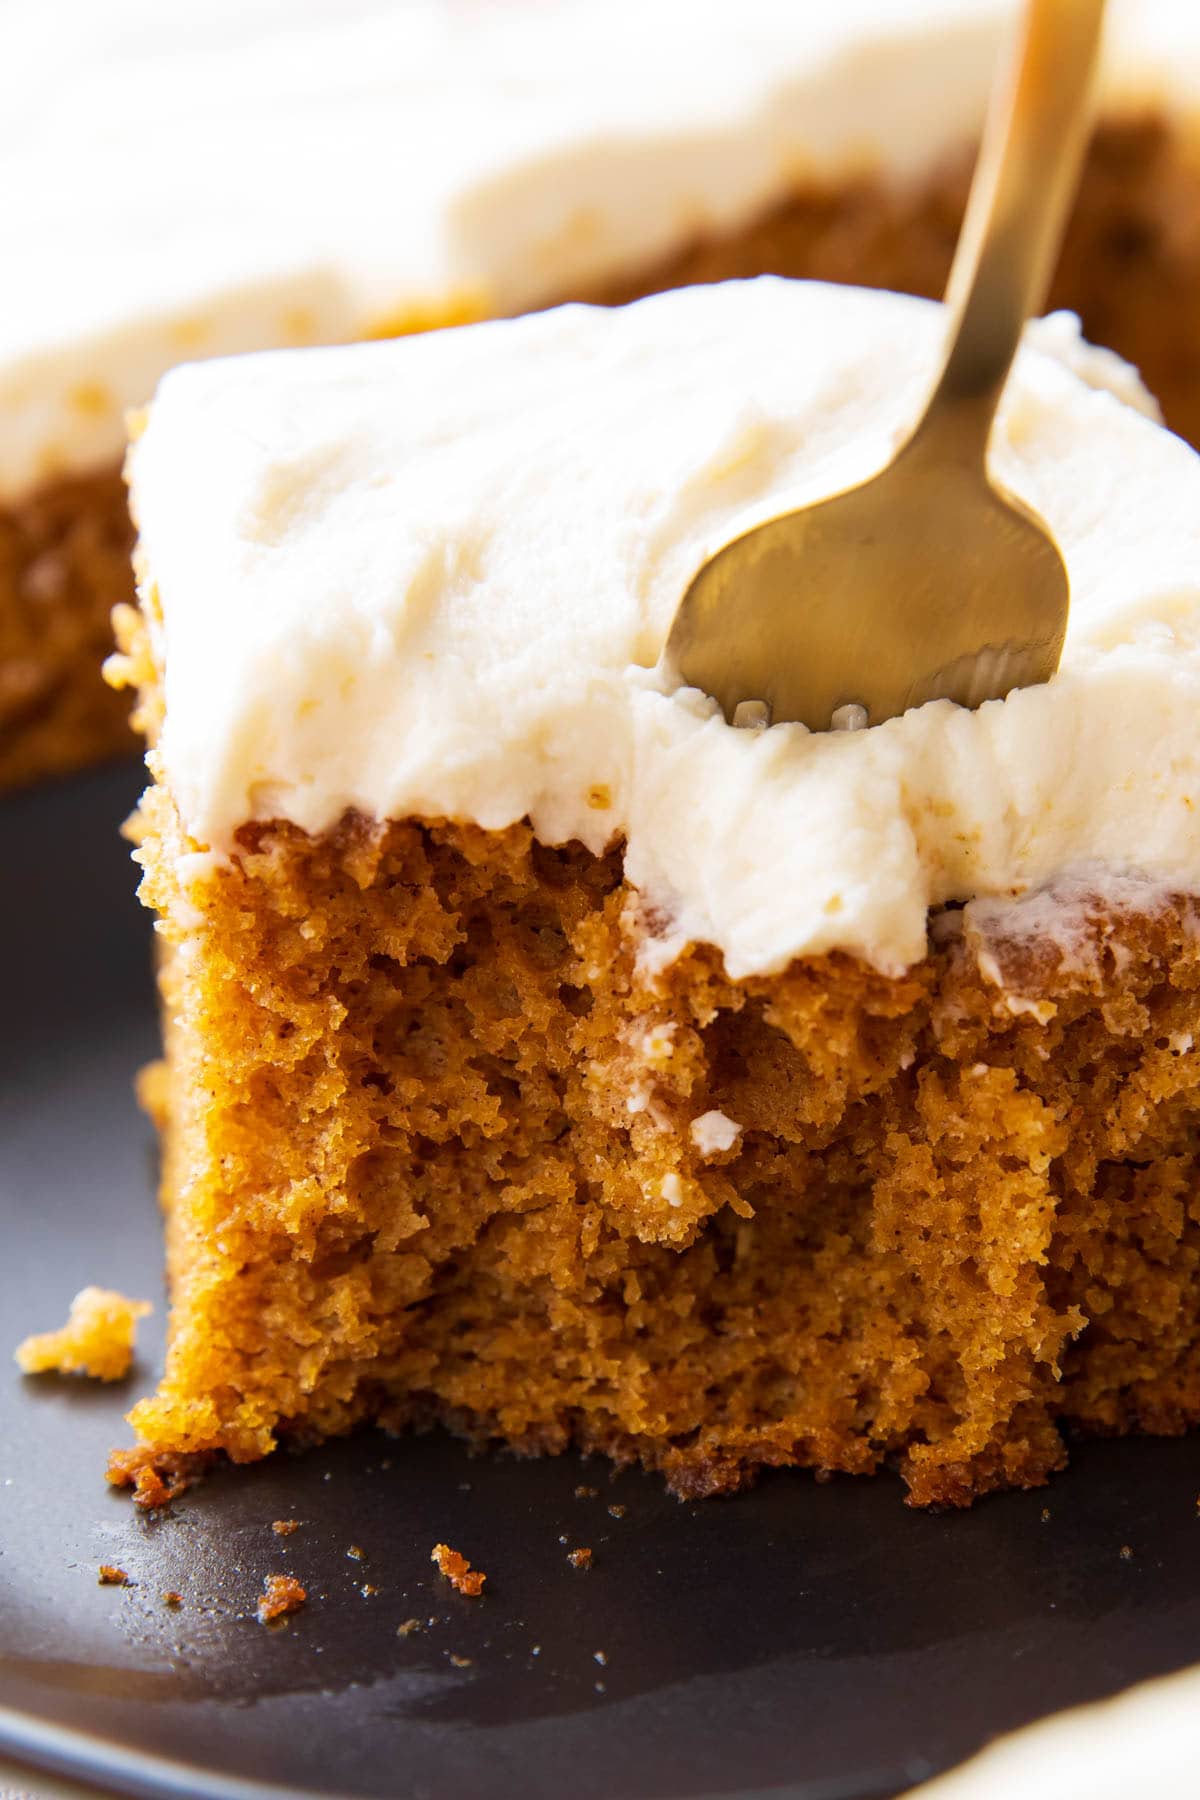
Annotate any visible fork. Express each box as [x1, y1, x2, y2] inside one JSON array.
[[663, 0, 1106, 735]]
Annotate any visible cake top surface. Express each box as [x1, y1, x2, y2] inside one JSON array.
[[2, 0, 1198, 501], [130, 277, 1200, 979]]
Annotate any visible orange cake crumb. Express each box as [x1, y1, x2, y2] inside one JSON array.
[[16, 1287, 150, 1382], [257, 1573, 307, 1623], [567, 1547, 593, 1570], [98, 1565, 130, 1586], [105, 1445, 207, 1509], [135, 1059, 171, 1133], [271, 1518, 301, 1537], [162, 1590, 183, 1608], [431, 1544, 486, 1597]]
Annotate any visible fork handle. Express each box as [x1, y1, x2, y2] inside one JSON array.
[[909, 0, 1106, 469]]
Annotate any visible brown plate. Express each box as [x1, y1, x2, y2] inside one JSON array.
[[3, 762, 1200, 1800]]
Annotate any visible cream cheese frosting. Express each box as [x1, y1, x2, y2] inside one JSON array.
[[3, 0, 1199, 503], [129, 278, 1200, 979]]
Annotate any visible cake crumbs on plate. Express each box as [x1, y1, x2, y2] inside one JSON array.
[[397, 1616, 423, 1637], [431, 1542, 486, 1596], [106, 1445, 208, 1509], [257, 1573, 307, 1623], [607, 1503, 627, 1519], [15, 1287, 151, 1382], [567, 1546, 593, 1570], [574, 1484, 598, 1499], [346, 1543, 366, 1560], [272, 1518, 301, 1536], [162, 1590, 183, 1608], [98, 1564, 130, 1586]]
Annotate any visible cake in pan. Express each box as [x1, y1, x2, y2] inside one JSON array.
[[4, 0, 1200, 786]]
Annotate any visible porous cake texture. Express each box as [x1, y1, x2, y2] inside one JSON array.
[[119, 794, 1200, 1505], [5, 0, 1200, 786], [110, 280, 1200, 1504]]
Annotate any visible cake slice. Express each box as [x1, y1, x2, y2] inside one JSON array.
[[6, 0, 1200, 789], [110, 278, 1200, 1506]]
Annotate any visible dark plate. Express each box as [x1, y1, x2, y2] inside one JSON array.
[[3, 763, 1200, 1800]]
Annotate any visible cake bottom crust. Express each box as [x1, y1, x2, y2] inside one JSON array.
[[116, 790, 1200, 1508]]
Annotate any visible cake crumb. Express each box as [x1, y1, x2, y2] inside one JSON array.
[[575, 1484, 598, 1499], [1041, 1507, 1052, 1522], [607, 1504, 627, 1519], [397, 1617, 423, 1637], [135, 1058, 171, 1131], [594, 1649, 608, 1665], [98, 1565, 130, 1586], [128, 1465, 175, 1510], [361, 1583, 379, 1597], [16, 1288, 151, 1382], [105, 1446, 206, 1509], [162, 1591, 183, 1608], [567, 1547, 593, 1570], [272, 1518, 301, 1537], [347, 1544, 366, 1561], [431, 1542, 486, 1596], [258, 1573, 307, 1623], [449, 1653, 473, 1668], [1120, 1544, 1134, 1561]]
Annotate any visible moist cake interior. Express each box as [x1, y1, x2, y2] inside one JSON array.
[[6, 112, 1200, 789], [119, 787, 1200, 1507]]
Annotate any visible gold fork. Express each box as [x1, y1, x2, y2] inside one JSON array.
[[664, 0, 1106, 735]]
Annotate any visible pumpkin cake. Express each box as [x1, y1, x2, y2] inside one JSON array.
[[108, 278, 1200, 1506], [5, 0, 1200, 788]]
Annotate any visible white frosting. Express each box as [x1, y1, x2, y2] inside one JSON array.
[[130, 279, 1200, 979], [914, 1662, 1200, 1798], [3, 0, 1198, 503]]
